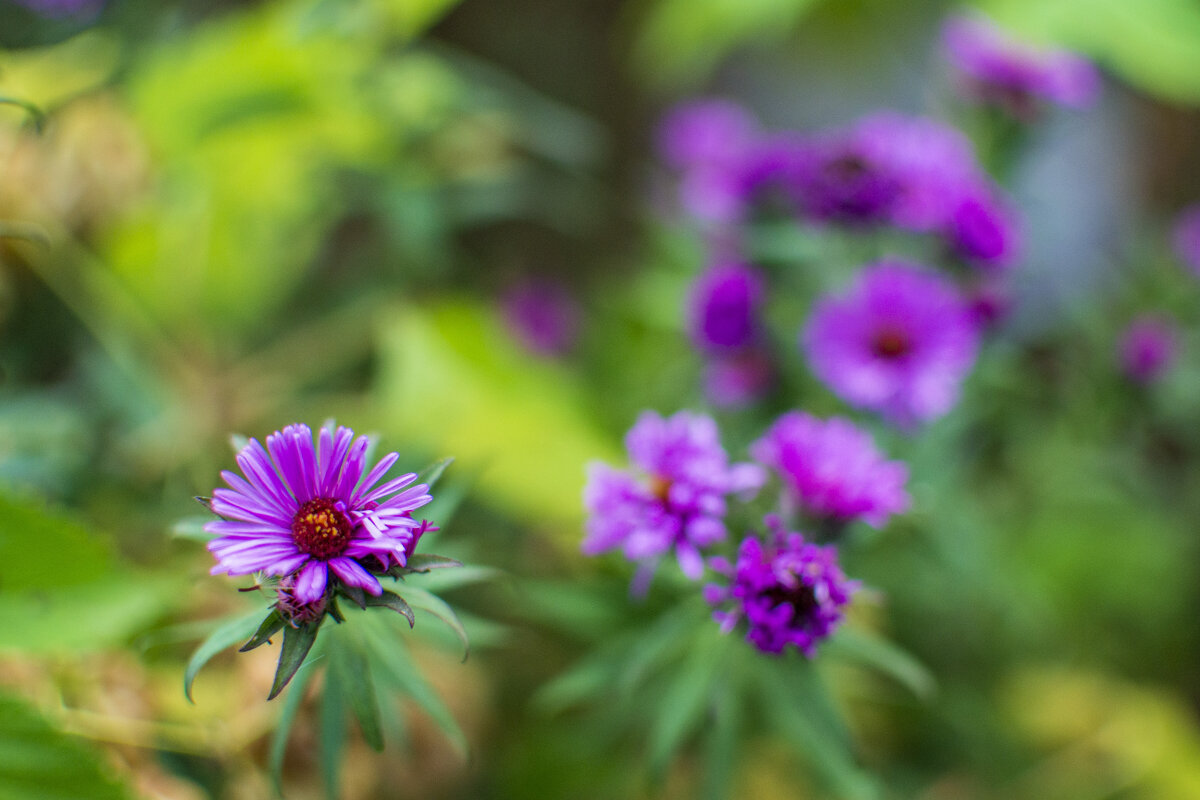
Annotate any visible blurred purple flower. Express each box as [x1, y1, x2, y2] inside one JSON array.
[[688, 262, 765, 353], [946, 188, 1021, 270], [582, 411, 765, 579], [656, 98, 757, 171], [751, 412, 909, 528], [705, 517, 857, 657], [206, 424, 433, 604], [802, 260, 980, 426], [13, 0, 103, 17], [502, 280, 580, 356], [966, 277, 1014, 328], [1120, 316, 1178, 383], [1171, 204, 1200, 275], [942, 14, 1100, 116]]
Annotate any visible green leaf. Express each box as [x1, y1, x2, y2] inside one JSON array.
[[0, 493, 114, 591], [269, 620, 323, 701], [647, 632, 724, 775], [318, 654, 347, 800], [365, 590, 416, 627], [268, 653, 316, 796], [0, 692, 133, 800], [170, 516, 217, 542], [336, 638, 384, 752], [403, 553, 464, 572], [397, 586, 469, 660], [824, 627, 936, 700], [701, 683, 741, 800], [184, 610, 263, 703], [362, 620, 468, 758], [416, 457, 454, 490], [338, 584, 367, 610], [531, 650, 620, 715], [239, 610, 285, 653]]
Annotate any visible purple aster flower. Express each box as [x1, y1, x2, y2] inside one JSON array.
[[946, 188, 1021, 270], [751, 412, 909, 528], [688, 263, 765, 353], [1171, 204, 1200, 276], [502, 279, 580, 357], [705, 517, 857, 656], [656, 98, 757, 171], [582, 411, 765, 580], [802, 260, 981, 426], [703, 350, 775, 408], [206, 423, 433, 604], [942, 14, 1100, 117], [1120, 315, 1178, 383]]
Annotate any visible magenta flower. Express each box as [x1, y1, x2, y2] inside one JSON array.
[[942, 14, 1100, 116], [206, 424, 433, 604], [803, 260, 981, 426], [688, 263, 765, 354], [751, 412, 909, 528], [1120, 316, 1178, 383], [946, 189, 1022, 270], [502, 279, 580, 357], [583, 411, 764, 579], [1172, 205, 1200, 276], [705, 518, 857, 657], [656, 98, 757, 171]]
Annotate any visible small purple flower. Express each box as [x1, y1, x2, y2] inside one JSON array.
[[1120, 316, 1178, 383], [1172, 204, 1200, 275], [966, 277, 1013, 328], [502, 279, 580, 356], [206, 424, 433, 604], [802, 260, 981, 426], [751, 412, 909, 528], [942, 14, 1100, 116], [946, 189, 1021, 270], [688, 263, 765, 353], [705, 518, 857, 657], [583, 411, 765, 580], [703, 351, 775, 408], [656, 99, 757, 171]]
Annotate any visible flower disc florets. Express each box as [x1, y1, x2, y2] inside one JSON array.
[[206, 423, 433, 605]]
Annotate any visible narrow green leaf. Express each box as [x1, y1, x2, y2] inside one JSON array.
[[229, 434, 250, 453], [268, 621, 322, 700], [397, 586, 469, 660], [825, 628, 936, 700], [365, 590, 415, 628], [338, 584, 366, 610], [337, 639, 384, 752], [701, 683, 741, 800], [184, 610, 262, 702], [318, 656, 346, 800], [531, 651, 617, 715], [647, 636, 721, 775], [360, 616, 468, 757], [403, 553, 463, 572], [0, 97, 45, 131], [416, 457, 454, 490], [170, 516, 217, 542], [269, 654, 316, 797], [239, 610, 285, 652], [412, 565, 502, 594]]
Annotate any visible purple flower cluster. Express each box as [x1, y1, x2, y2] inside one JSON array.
[[942, 14, 1100, 118], [803, 260, 981, 426], [206, 423, 433, 606], [659, 103, 1020, 271], [705, 518, 857, 657], [582, 411, 764, 579], [752, 412, 909, 527], [583, 409, 910, 657], [1120, 316, 1178, 384]]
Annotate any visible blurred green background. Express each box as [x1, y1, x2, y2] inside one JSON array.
[[3, 0, 1200, 797]]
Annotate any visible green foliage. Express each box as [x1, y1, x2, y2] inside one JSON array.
[[0, 692, 133, 800]]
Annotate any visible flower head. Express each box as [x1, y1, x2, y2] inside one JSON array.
[[1120, 315, 1178, 384], [705, 518, 857, 656], [803, 260, 980, 426], [206, 424, 433, 604], [502, 279, 580, 356], [751, 412, 909, 528], [947, 189, 1022, 270], [583, 411, 764, 579], [942, 14, 1100, 116], [1172, 204, 1200, 276], [688, 263, 765, 354]]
